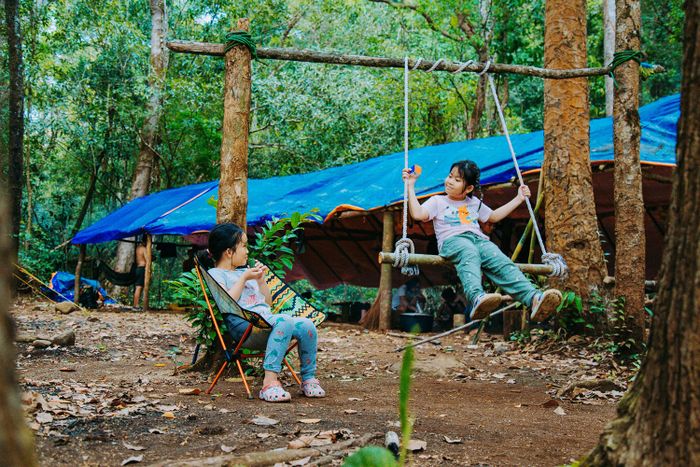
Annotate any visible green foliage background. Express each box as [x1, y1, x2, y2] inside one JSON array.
[[0, 0, 683, 280]]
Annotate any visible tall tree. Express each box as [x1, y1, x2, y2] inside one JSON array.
[[603, 0, 615, 116], [543, 0, 607, 296], [584, 0, 699, 463], [613, 0, 645, 345], [5, 0, 24, 261], [0, 194, 37, 465], [112, 0, 169, 275]]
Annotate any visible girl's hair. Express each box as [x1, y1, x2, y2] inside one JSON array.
[[197, 223, 245, 269], [450, 160, 482, 199]]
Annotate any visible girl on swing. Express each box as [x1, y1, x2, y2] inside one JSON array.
[[204, 223, 325, 402], [402, 160, 562, 322]]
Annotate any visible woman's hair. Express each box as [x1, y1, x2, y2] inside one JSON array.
[[450, 160, 482, 199], [197, 223, 245, 269]]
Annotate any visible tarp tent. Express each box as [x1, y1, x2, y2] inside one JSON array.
[[73, 94, 679, 287]]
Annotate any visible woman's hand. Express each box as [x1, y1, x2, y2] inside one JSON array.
[[516, 184, 531, 201]]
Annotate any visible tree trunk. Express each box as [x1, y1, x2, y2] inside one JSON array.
[[71, 106, 115, 238], [5, 0, 24, 263], [217, 18, 252, 228], [543, 0, 607, 296], [612, 0, 645, 346], [0, 193, 37, 465], [583, 2, 700, 463], [378, 211, 394, 331], [603, 0, 616, 116], [112, 0, 169, 279]]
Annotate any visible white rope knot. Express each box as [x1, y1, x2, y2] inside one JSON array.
[[393, 238, 420, 276], [542, 253, 568, 278]]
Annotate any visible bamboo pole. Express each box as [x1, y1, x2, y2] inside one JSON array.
[[378, 251, 554, 276], [165, 40, 664, 79], [378, 211, 394, 331], [143, 234, 153, 311], [73, 244, 85, 304], [217, 19, 252, 228]]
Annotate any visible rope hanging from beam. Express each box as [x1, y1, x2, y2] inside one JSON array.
[[392, 57, 419, 276], [391, 55, 568, 278]]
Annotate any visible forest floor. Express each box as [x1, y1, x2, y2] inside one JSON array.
[[12, 296, 630, 466]]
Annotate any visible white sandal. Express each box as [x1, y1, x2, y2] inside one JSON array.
[[259, 382, 291, 402], [301, 378, 326, 398]]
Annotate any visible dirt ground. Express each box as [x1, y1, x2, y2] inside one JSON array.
[[12, 296, 623, 466]]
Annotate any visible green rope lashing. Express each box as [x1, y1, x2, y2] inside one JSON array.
[[608, 50, 646, 85], [224, 31, 257, 59]]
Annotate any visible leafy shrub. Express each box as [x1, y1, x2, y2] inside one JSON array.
[[166, 210, 320, 350], [165, 270, 227, 349]]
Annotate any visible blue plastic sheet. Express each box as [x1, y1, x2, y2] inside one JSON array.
[[46, 271, 116, 304], [73, 94, 679, 245]]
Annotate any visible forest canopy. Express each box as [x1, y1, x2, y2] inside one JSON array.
[[0, 0, 683, 278]]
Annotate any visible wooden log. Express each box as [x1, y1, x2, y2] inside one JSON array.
[[217, 19, 252, 228], [378, 211, 394, 331], [73, 244, 85, 305], [502, 308, 522, 340], [165, 40, 664, 79], [147, 432, 380, 467], [378, 251, 554, 276], [143, 234, 153, 311]]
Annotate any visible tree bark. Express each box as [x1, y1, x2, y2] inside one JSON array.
[[603, 0, 616, 116], [612, 0, 645, 345], [583, 2, 700, 463], [0, 193, 37, 465], [165, 40, 663, 79], [217, 19, 252, 228], [378, 211, 394, 331], [5, 0, 24, 263], [112, 0, 169, 279], [543, 0, 607, 296]]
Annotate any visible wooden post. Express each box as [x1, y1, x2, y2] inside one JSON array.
[[378, 211, 394, 331], [217, 18, 252, 229], [502, 309, 521, 340], [74, 244, 86, 304], [143, 234, 153, 311]]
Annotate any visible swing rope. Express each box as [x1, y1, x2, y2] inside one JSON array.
[[393, 57, 420, 276], [485, 72, 568, 278], [392, 56, 568, 278]]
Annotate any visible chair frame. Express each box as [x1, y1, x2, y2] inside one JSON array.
[[193, 258, 305, 398]]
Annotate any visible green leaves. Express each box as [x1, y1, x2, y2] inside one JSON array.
[[248, 210, 321, 278]]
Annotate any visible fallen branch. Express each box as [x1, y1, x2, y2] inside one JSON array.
[[147, 432, 381, 467], [395, 302, 518, 352]]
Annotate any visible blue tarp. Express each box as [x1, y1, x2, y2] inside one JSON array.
[[73, 94, 679, 245], [45, 271, 116, 304]]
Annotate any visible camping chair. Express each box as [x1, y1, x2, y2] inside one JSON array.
[[193, 256, 327, 398]]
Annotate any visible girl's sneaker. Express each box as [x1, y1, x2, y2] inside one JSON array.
[[469, 293, 503, 320], [530, 289, 563, 322]]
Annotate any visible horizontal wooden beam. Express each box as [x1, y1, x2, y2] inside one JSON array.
[[378, 251, 554, 275], [166, 40, 665, 79]]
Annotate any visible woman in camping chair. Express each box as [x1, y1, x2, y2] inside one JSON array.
[[204, 223, 325, 403]]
